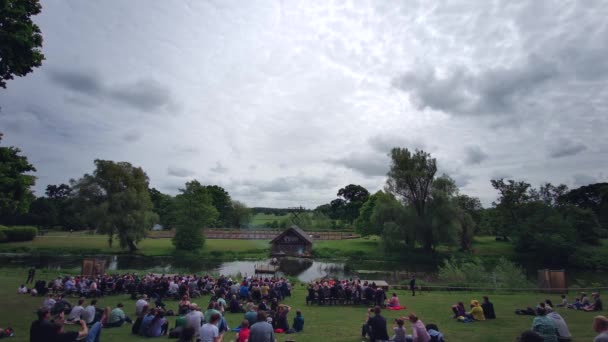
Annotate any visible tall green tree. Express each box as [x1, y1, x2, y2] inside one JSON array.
[[72, 160, 157, 252], [354, 191, 380, 236], [149, 188, 174, 228], [0, 134, 36, 222], [561, 183, 608, 230], [172, 180, 218, 251], [230, 200, 252, 228], [386, 148, 437, 251], [205, 185, 233, 227], [0, 0, 45, 88], [490, 179, 534, 240]]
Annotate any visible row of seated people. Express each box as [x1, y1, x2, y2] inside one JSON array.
[[306, 279, 392, 306], [451, 296, 496, 321], [25, 272, 292, 305]]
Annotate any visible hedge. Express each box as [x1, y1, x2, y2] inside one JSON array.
[[0, 226, 37, 242]]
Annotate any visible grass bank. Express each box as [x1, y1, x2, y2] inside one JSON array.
[[0, 269, 600, 342]]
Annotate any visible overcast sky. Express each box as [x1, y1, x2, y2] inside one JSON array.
[[1, 0, 607, 208]]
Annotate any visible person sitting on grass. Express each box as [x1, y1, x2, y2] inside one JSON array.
[[230, 295, 244, 313], [531, 307, 558, 342], [237, 319, 250, 342], [567, 298, 584, 310], [276, 304, 291, 332], [178, 295, 191, 315], [367, 306, 389, 342], [178, 326, 195, 342], [451, 302, 465, 318], [557, 295, 568, 308], [408, 313, 431, 342], [292, 310, 304, 333], [18, 284, 28, 294], [147, 310, 168, 337], [465, 300, 485, 321], [67, 298, 86, 322], [585, 293, 604, 312], [249, 311, 275, 342], [30, 307, 54, 342], [200, 312, 221, 342], [387, 293, 401, 308], [392, 318, 407, 342], [593, 316, 608, 342], [104, 303, 132, 328], [546, 310, 571, 341], [482, 296, 496, 319], [131, 304, 149, 335]]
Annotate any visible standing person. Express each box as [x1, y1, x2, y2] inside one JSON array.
[[594, 316, 608, 342], [249, 312, 275, 342], [367, 306, 389, 342], [408, 313, 431, 342], [409, 275, 416, 297], [199, 313, 221, 342], [26, 267, 36, 284], [531, 307, 558, 342]]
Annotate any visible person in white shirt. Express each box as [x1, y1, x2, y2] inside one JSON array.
[[200, 312, 221, 342], [68, 298, 86, 322], [135, 295, 148, 316], [43, 293, 56, 310], [82, 299, 97, 324], [18, 284, 28, 294]]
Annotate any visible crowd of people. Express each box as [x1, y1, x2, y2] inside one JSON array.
[[305, 279, 398, 307], [29, 272, 303, 342], [363, 306, 444, 342]]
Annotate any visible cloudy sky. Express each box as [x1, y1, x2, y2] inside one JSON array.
[[1, 0, 607, 208]]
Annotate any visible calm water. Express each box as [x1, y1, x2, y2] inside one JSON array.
[[1, 254, 605, 286]]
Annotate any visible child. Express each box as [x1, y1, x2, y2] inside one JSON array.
[[237, 320, 250, 342], [557, 294, 568, 307], [292, 310, 304, 332], [392, 318, 407, 342]]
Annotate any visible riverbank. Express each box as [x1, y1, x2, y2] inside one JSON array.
[[0, 269, 600, 342]]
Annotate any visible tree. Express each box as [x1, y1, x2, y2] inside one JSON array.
[[490, 179, 534, 240], [205, 185, 233, 227], [386, 148, 437, 251], [354, 192, 380, 236], [0, 133, 36, 222], [149, 188, 174, 228], [0, 0, 45, 88], [231, 200, 252, 228], [561, 183, 608, 230], [172, 180, 218, 251], [370, 191, 414, 245], [72, 160, 157, 252]]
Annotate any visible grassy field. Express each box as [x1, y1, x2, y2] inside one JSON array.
[[0, 269, 600, 342], [250, 213, 290, 226]]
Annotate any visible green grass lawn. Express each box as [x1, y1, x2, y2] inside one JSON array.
[[250, 213, 290, 226], [0, 269, 600, 342]]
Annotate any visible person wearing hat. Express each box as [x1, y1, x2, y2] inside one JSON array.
[[466, 300, 486, 321], [585, 293, 604, 312]]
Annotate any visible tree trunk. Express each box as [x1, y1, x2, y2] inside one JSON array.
[[127, 239, 137, 253]]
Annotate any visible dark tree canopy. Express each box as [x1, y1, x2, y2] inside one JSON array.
[[561, 183, 608, 230], [0, 0, 45, 88], [172, 180, 218, 251], [204, 185, 233, 227], [0, 133, 36, 221]]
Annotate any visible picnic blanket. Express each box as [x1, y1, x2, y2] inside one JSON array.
[[387, 305, 406, 311]]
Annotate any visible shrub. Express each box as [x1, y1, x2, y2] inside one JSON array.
[[0, 226, 37, 242], [438, 256, 532, 289]]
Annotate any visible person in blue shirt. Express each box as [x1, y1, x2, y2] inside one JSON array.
[[292, 310, 304, 332]]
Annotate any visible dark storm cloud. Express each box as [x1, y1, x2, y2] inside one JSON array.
[[464, 146, 488, 165], [393, 55, 558, 116], [167, 166, 195, 177], [548, 138, 587, 158], [48, 69, 174, 112]]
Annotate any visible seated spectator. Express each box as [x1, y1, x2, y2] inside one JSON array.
[[249, 312, 275, 342], [392, 318, 407, 342], [244, 303, 258, 326], [67, 298, 86, 322], [43, 294, 56, 311], [178, 295, 191, 315], [517, 330, 544, 342], [546, 311, 571, 341], [585, 293, 604, 312], [30, 307, 53, 342], [131, 304, 149, 335], [426, 323, 445, 342], [556, 295, 568, 308], [178, 326, 195, 342], [482, 296, 496, 319], [276, 304, 291, 332], [466, 300, 485, 321], [567, 298, 584, 310], [105, 303, 132, 328], [200, 313, 221, 342], [237, 320, 250, 342], [451, 302, 465, 318], [531, 307, 558, 342], [139, 309, 156, 336], [593, 315, 608, 342], [82, 299, 98, 325], [366, 306, 389, 342], [292, 310, 304, 332], [408, 313, 431, 342], [18, 284, 28, 294], [545, 300, 554, 312], [258, 299, 269, 312], [135, 294, 148, 316], [147, 310, 168, 337], [387, 293, 401, 308]]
